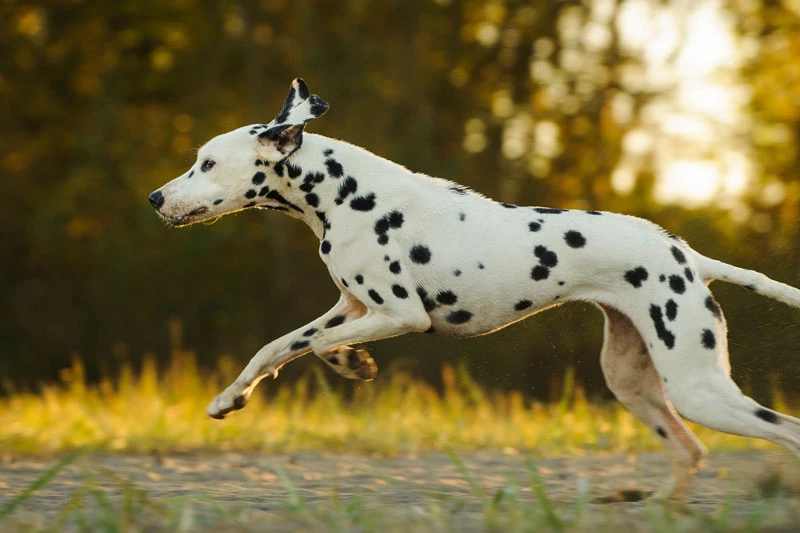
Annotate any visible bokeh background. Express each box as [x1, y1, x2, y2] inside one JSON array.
[[2, 0, 799, 403]]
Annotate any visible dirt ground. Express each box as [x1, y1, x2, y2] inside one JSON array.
[[2, 450, 800, 531]]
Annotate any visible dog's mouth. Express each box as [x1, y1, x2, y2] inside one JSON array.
[[163, 206, 210, 227]]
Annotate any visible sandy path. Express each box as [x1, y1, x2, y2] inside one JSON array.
[[2, 450, 800, 530]]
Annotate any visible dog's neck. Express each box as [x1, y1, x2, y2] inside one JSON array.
[[278, 133, 413, 240]]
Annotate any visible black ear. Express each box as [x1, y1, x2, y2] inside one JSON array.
[[256, 78, 329, 161], [274, 79, 310, 124]]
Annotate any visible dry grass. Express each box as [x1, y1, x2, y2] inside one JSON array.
[[0, 352, 791, 457]]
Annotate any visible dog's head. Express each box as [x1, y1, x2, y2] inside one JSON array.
[[149, 78, 328, 227]]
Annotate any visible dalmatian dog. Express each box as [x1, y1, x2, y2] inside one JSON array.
[[150, 79, 800, 499]]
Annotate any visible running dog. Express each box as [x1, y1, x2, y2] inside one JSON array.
[[149, 79, 800, 499]]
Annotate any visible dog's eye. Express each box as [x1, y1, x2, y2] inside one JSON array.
[[201, 159, 216, 172]]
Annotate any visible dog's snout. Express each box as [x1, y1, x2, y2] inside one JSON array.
[[149, 190, 165, 210]]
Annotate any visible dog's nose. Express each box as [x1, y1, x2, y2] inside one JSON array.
[[149, 190, 165, 210]]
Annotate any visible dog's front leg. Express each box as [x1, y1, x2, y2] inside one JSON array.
[[206, 293, 366, 419]]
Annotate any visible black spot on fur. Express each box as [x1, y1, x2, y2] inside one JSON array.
[[233, 395, 246, 409], [305, 193, 319, 207], [534, 246, 558, 268], [245, 189, 257, 199], [368, 289, 384, 304], [375, 218, 389, 234], [335, 176, 358, 204], [275, 86, 295, 124], [285, 162, 302, 179], [389, 261, 401, 274], [258, 186, 270, 196], [533, 207, 566, 214], [659, 274, 666, 282], [323, 148, 334, 156], [243, 201, 257, 208], [515, 300, 532, 311], [315, 211, 331, 231], [478, 263, 484, 269], [273, 162, 284, 177], [308, 96, 328, 117], [624, 267, 649, 288], [558, 281, 565, 286], [684, 268, 694, 283], [417, 287, 437, 312], [649, 304, 675, 349], [500, 203, 518, 208], [446, 310, 473, 324], [350, 194, 376, 211], [387, 211, 404, 228], [701, 329, 716, 349], [529, 221, 542, 232], [531, 266, 549, 280], [392, 285, 408, 299], [303, 328, 317, 337], [755, 409, 780, 424], [188, 170, 194, 178], [669, 275, 686, 295], [290, 340, 310, 351], [355, 275, 364, 284], [453, 269, 462, 277], [410, 245, 432, 264], [266, 190, 304, 213], [449, 186, 467, 194], [665, 299, 678, 321], [378, 234, 389, 245], [656, 427, 668, 439], [671, 246, 687, 264], [296, 81, 309, 99], [325, 315, 345, 329], [436, 291, 457, 305], [325, 159, 344, 177], [252, 171, 266, 185], [459, 212, 466, 221], [300, 172, 325, 193], [705, 295, 722, 320], [564, 231, 586, 248], [745, 284, 757, 291], [320, 240, 331, 254], [341, 278, 348, 287], [586, 210, 602, 215], [213, 199, 223, 205]]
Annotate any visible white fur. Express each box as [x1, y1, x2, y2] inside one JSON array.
[[151, 80, 800, 500]]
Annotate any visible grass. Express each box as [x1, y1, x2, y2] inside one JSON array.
[[2, 449, 799, 532], [2, 352, 799, 531], [0, 352, 792, 457]]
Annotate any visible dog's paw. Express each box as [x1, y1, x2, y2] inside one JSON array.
[[325, 346, 378, 380], [206, 387, 249, 420]]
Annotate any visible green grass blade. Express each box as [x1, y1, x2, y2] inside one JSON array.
[[0, 451, 81, 519], [526, 458, 563, 532]]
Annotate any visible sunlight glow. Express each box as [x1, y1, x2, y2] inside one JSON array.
[[613, 0, 753, 207]]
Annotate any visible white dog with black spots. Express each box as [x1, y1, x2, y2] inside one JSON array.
[[150, 79, 800, 500]]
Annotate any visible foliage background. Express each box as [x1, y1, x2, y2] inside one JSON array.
[[1, 0, 798, 403]]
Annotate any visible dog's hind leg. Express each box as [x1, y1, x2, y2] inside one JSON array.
[[598, 304, 707, 500], [626, 292, 800, 466]]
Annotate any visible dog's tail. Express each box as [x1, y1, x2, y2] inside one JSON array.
[[695, 253, 800, 309]]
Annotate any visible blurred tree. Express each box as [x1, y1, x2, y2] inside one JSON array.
[[0, 0, 797, 402]]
